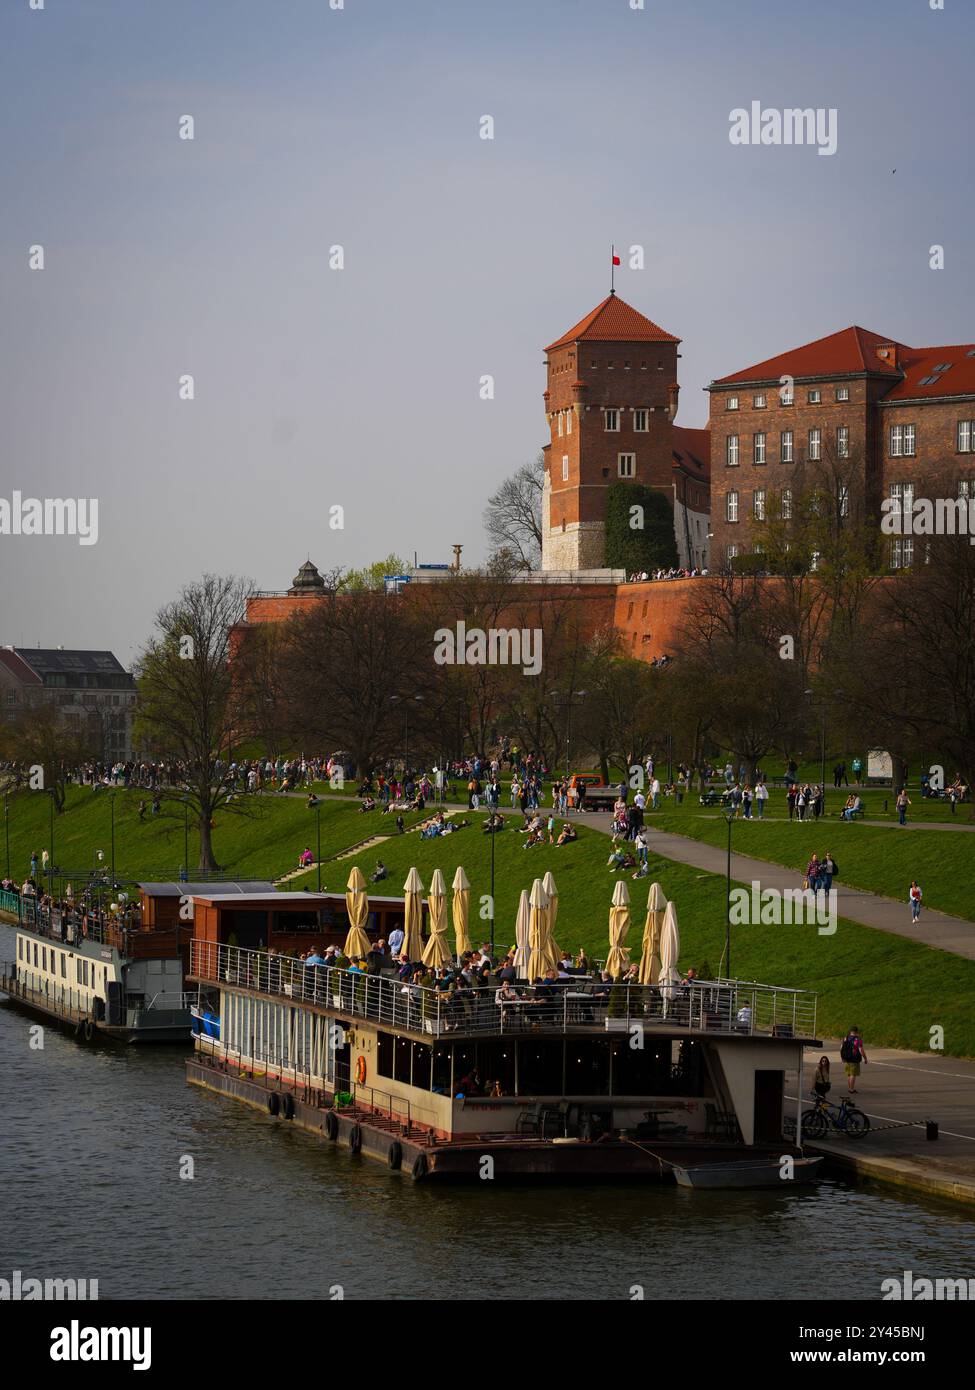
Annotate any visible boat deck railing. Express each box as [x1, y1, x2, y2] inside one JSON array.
[[1, 892, 141, 954], [189, 940, 817, 1040]]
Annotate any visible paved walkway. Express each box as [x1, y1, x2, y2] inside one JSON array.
[[575, 810, 975, 962], [790, 1044, 975, 1205]]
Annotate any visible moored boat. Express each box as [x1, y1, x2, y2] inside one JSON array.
[[672, 1156, 824, 1189]]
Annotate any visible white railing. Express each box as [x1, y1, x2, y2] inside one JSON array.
[[189, 941, 817, 1040]]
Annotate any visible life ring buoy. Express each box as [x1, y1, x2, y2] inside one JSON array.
[[324, 1110, 339, 1140], [348, 1123, 363, 1153], [387, 1140, 403, 1171], [354, 1054, 367, 1085], [411, 1153, 429, 1182], [267, 1092, 281, 1117], [282, 1093, 295, 1120]]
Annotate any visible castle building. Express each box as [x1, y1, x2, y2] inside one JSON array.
[[540, 293, 710, 572], [708, 327, 975, 564]]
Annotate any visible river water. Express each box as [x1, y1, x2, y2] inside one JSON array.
[[1, 925, 972, 1301]]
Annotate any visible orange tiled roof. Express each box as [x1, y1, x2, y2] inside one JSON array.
[[673, 425, 710, 478], [712, 326, 906, 386], [883, 343, 975, 401], [546, 294, 679, 352]]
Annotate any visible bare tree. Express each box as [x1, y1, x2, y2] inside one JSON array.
[[135, 574, 254, 871], [483, 454, 544, 571]]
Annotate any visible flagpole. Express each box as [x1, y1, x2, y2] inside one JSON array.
[[611, 244, 615, 295]]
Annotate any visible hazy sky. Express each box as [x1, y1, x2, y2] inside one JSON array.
[[2, 0, 972, 665]]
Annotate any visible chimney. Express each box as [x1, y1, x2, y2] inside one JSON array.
[[452, 544, 463, 571]]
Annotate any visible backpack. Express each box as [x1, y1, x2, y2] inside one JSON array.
[[840, 1035, 859, 1063]]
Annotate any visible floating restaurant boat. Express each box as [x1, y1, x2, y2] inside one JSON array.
[[0, 881, 268, 1043], [184, 888, 823, 1182]]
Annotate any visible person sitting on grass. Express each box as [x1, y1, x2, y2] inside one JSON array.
[[556, 822, 577, 846], [523, 823, 544, 848], [359, 795, 376, 812], [370, 860, 387, 882]]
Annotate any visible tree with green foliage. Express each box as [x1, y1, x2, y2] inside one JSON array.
[[603, 482, 678, 572], [339, 554, 408, 592]]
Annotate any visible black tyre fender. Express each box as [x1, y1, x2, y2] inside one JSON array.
[[387, 1139, 403, 1171], [324, 1110, 339, 1140], [411, 1152, 429, 1181], [282, 1093, 295, 1120], [348, 1123, 363, 1153], [267, 1091, 281, 1117], [83, 1020, 94, 1042]]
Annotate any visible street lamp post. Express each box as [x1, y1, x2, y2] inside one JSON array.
[[805, 690, 828, 817], [724, 809, 734, 980], [3, 792, 9, 878], [551, 689, 588, 779], [110, 793, 116, 893], [49, 791, 55, 896], [314, 801, 322, 892], [183, 799, 189, 879], [390, 695, 423, 774]]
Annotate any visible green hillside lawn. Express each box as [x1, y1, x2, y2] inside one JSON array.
[[7, 787, 973, 1056], [0, 786, 427, 886], [648, 803, 975, 923], [291, 816, 975, 1059]]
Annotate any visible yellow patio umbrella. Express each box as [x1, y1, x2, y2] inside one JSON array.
[[513, 889, 531, 978], [343, 865, 372, 960], [422, 868, 452, 967], [638, 881, 668, 985], [659, 901, 682, 1004], [605, 879, 632, 980], [451, 865, 473, 957], [541, 869, 561, 960], [401, 866, 425, 962], [528, 878, 558, 980]]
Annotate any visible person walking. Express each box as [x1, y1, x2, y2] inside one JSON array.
[[840, 1027, 867, 1093], [896, 788, 911, 826], [821, 852, 838, 893], [813, 1055, 831, 1098], [852, 756, 862, 786], [909, 879, 923, 922]]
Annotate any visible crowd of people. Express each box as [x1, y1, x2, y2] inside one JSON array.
[[626, 567, 708, 582]]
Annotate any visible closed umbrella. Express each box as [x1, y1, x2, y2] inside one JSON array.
[[638, 882, 667, 985], [402, 867, 425, 963], [541, 870, 561, 961], [422, 868, 452, 967], [528, 878, 557, 980], [343, 865, 372, 960], [513, 889, 531, 979], [606, 879, 631, 980], [658, 901, 681, 1006], [451, 865, 473, 958]]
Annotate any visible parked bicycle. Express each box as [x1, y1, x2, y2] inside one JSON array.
[[801, 1093, 870, 1140]]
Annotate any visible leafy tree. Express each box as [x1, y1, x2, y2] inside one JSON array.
[[603, 482, 678, 572], [340, 554, 408, 592]]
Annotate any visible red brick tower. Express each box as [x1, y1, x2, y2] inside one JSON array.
[[541, 293, 681, 570]]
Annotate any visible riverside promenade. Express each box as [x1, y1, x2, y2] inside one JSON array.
[[796, 1045, 975, 1207]]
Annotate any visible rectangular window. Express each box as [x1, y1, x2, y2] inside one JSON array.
[[60, 953, 66, 978], [781, 430, 794, 463], [837, 425, 849, 458], [561, 455, 569, 482], [780, 384, 794, 406], [618, 454, 635, 478], [727, 544, 739, 559], [753, 488, 766, 520], [808, 389, 822, 404], [957, 420, 973, 453], [566, 411, 572, 434], [890, 423, 916, 457], [726, 435, 740, 467], [605, 409, 620, 431], [726, 396, 739, 411], [960, 478, 973, 498], [753, 393, 766, 408], [838, 485, 850, 517], [891, 538, 914, 569], [557, 413, 563, 437], [753, 433, 766, 465], [808, 428, 822, 461], [726, 491, 739, 522], [836, 387, 850, 402], [633, 409, 648, 432], [781, 488, 792, 520]]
